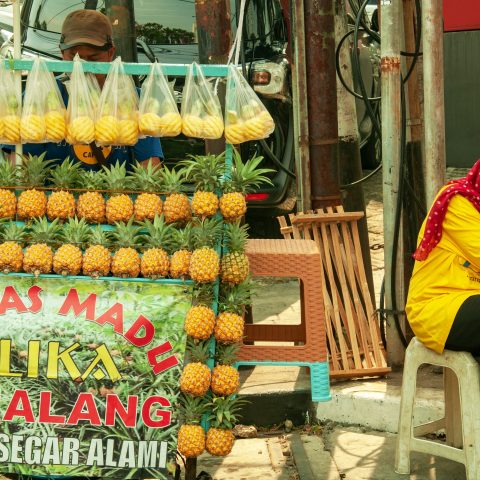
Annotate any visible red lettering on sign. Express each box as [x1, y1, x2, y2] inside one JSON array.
[[141, 396, 171, 428], [58, 289, 97, 320], [104, 394, 138, 428], [3, 390, 35, 422], [66, 393, 102, 426], [95, 303, 124, 334], [124, 315, 154, 347], [147, 342, 179, 375], [0, 286, 28, 315], [38, 391, 66, 424], [27, 286, 43, 313]]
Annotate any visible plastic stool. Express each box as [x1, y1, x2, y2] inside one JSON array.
[[395, 337, 480, 479]]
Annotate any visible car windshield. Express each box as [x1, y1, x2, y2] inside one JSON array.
[[27, 0, 198, 45]]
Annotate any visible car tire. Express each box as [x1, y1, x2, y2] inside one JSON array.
[[361, 130, 381, 169]]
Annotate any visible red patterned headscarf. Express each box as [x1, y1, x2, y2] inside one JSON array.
[[413, 159, 480, 261]]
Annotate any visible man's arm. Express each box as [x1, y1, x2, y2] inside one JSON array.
[[141, 157, 161, 168]]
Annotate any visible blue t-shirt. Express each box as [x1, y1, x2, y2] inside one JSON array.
[[2, 80, 163, 171]]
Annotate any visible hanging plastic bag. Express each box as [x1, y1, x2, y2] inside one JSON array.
[[67, 54, 96, 144], [96, 57, 139, 146], [21, 56, 66, 143], [181, 62, 224, 140], [139, 62, 182, 138], [224, 65, 275, 145], [0, 60, 21, 145]]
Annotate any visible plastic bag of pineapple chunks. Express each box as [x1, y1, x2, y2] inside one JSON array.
[[224, 64, 275, 145], [96, 57, 139, 146], [138, 62, 181, 138], [67, 54, 96, 145], [20, 56, 67, 144], [0, 60, 22, 145], [181, 62, 224, 140]]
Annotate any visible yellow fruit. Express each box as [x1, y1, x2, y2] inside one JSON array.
[[134, 193, 162, 222], [180, 362, 211, 397], [77, 191, 106, 224], [182, 114, 204, 138], [202, 115, 224, 139], [225, 124, 246, 144], [45, 110, 66, 142], [189, 247, 220, 283], [69, 116, 95, 144], [192, 191, 219, 218], [211, 365, 240, 396], [0, 118, 5, 138], [206, 428, 235, 457], [111, 247, 140, 278], [23, 244, 53, 276], [214, 312, 244, 344], [106, 194, 134, 224], [177, 424, 206, 458], [163, 193, 192, 224], [83, 245, 111, 278], [53, 244, 83, 276], [158, 112, 182, 137], [21, 114, 46, 142], [17, 189, 47, 219], [95, 115, 119, 144], [259, 110, 275, 132], [3, 115, 21, 143], [0, 189, 16, 218], [140, 248, 170, 279], [184, 305, 216, 340], [0, 242, 23, 273], [219, 192, 247, 222], [138, 112, 161, 136], [118, 119, 138, 145], [170, 250, 191, 279], [47, 191, 76, 221], [221, 251, 249, 285]]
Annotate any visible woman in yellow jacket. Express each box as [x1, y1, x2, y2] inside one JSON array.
[[406, 160, 480, 354]]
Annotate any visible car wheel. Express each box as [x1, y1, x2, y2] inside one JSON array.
[[361, 130, 382, 169]]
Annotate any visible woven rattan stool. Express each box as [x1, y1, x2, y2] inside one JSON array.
[[236, 239, 331, 402]]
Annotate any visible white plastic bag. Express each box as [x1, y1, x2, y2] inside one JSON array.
[[0, 61, 21, 144]]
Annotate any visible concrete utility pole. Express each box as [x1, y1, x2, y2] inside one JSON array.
[[381, 0, 406, 365], [304, 0, 341, 208], [105, 0, 138, 62], [422, 0, 446, 204]]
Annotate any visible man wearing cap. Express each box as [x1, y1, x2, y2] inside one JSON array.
[[4, 9, 163, 170]]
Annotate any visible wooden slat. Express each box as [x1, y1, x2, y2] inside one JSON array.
[[291, 212, 365, 224]]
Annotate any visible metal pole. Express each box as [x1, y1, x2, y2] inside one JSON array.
[[381, 0, 405, 365], [105, 0, 138, 62], [422, 0, 445, 204], [304, 0, 341, 209], [13, 0, 22, 163]]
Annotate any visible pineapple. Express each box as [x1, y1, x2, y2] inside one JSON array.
[[111, 218, 141, 278], [184, 285, 216, 340], [0, 223, 27, 273], [17, 153, 52, 220], [47, 157, 81, 221], [45, 91, 66, 143], [206, 396, 246, 457], [219, 150, 273, 222], [170, 224, 193, 279], [23, 217, 61, 276], [221, 222, 250, 285], [130, 160, 163, 222], [3, 94, 21, 144], [83, 225, 112, 278], [214, 282, 252, 344], [140, 214, 172, 279], [77, 170, 106, 224], [177, 395, 207, 458], [0, 159, 18, 219], [180, 340, 212, 398], [180, 153, 225, 219], [103, 162, 134, 223], [189, 218, 223, 284], [210, 344, 240, 397], [161, 166, 192, 224], [53, 217, 90, 276]]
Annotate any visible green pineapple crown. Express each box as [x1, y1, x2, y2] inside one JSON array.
[[222, 150, 274, 194], [111, 217, 142, 249], [102, 161, 133, 193], [60, 217, 90, 248], [46, 90, 61, 111], [88, 225, 111, 248], [215, 343, 240, 366], [172, 223, 194, 251], [180, 153, 225, 192], [20, 153, 54, 188], [219, 280, 254, 313], [6, 94, 19, 115], [79, 169, 106, 191], [207, 395, 247, 429], [141, 214, 173, 250], [130, 160, 163, 193], [160, 166, 188, 194], [186, 338, 212, 364], [28, 217, 61, 246], [0, 222, 27, 244], [177, 394, 208, 425], [0, 159, 19, 187], [49, 157, 81, 189], [223, 221, 248, 253], [191, 217, 223, 249], [192, 284, 215, 306]]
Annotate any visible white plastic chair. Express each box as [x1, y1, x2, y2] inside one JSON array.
[[395, 337, 480, 479]]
